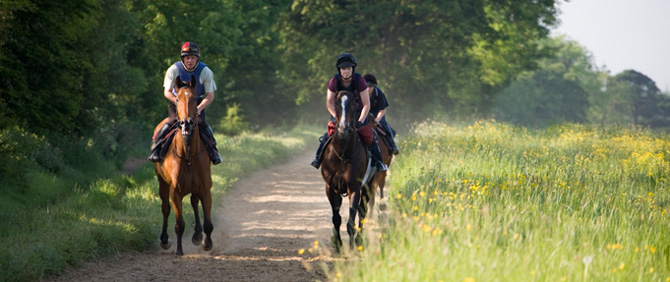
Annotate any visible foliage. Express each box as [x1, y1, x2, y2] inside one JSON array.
[[326, 120, 670, 281], [278, 0, 559, 121], [614, 70, 670, 127], [494, 69, 589, 127], [218, 103, 251, 135], [494, 36, 595, 127]]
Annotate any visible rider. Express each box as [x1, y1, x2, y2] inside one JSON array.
[[148, 41, 223, 165], [309, 53, 388, 172], [363, 73, 399, 155]]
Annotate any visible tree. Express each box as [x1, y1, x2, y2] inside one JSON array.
[[614, 70, 667, 127], [493, 36, 595, 127], [278, 0, 560, 123]]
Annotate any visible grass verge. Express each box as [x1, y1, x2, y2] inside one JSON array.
[[328, 120, 670, 282]]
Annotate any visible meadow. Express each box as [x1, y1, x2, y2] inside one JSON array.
[[328, 120, 670, 281], [0, 126, 320, 282]]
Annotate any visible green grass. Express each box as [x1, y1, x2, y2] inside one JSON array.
[[0, 125, 321, 282], [328, 120, 670, 282]]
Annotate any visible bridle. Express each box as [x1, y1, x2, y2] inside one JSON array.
[[172, 94, 206, 167]]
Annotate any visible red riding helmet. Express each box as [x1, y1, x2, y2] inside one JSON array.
[[181, 41, 200, 58]]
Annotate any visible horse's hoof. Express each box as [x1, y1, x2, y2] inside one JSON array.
[[160, 240, 172, 250], [331, 236, 342, 254], [176, 249, 184, 256], [192, 232, 203, 246], [203, 238, 213, 251]]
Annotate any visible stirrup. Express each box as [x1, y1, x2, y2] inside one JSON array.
[[148, 150, 162, 163], [310, 156, 321, 169], [376, 162, 388, 172]]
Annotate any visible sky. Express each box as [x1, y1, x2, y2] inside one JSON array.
[[551, 0, 670, 92]]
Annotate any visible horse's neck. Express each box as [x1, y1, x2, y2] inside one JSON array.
[[333, 131, 359, 158]]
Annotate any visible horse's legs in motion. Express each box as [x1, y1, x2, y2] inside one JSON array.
[[201, 189, 214, 251], [159, 180, 172, 250], [347, 189, 362, 248], [356, 184, 372, 246], [326, 184, 343, 252], [191, 194, 203, 246], [171, 191, 186, 256]]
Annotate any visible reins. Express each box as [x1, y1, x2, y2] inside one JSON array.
[[331, 124, 362, 197], [172, 127, 206, 170]]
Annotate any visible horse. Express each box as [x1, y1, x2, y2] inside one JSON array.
[[368, 116, 394, 214], [321, 90, 374, 251], [153, 75, 214, 256]]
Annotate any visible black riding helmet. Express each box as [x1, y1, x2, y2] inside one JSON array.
[[336, 53, 357, 70], [364, 73, 377, 87]]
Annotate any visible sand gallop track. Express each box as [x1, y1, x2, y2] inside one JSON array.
[[48, 150, 334, 282]]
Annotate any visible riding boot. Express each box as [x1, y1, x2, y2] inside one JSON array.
[[201, 125, 222, 165], [310, 133, 329, 169], [384, 123, 399, 155], [148, 123, 172, 163], [370, 138, 388, 171]]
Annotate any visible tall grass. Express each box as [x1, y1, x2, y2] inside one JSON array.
[[0, 125, 321, 282], [329, 120, 670, 281]]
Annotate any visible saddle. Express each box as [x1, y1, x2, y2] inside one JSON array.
[[375, 125, 394, 154], [321, 123, 376, 186], [157, 123, 215, 160]]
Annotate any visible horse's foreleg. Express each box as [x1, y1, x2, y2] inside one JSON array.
[[327, 185, 343, 252], [368, 181, 377, 218], [355, 184, 372, 247], [201, 189, 214, 252], [378, 174, 388, 211], [171, 192, 185, 256], [190, 194, 203, 246], [347, 189, 362, 248], [159, 183, 171, 250]]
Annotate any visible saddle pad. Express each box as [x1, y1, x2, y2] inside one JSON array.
[[327, 121, 337, 137], [375, 125, 387, 136], [357, 124, 374, 146]]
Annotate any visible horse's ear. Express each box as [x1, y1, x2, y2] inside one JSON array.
[[175, 77, 185, 90], [189, 75, 196, 88]]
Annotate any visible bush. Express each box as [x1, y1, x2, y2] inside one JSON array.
[[218, 103, 250, 136]]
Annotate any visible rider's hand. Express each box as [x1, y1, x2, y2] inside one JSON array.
[[356, 121, 363, 128]]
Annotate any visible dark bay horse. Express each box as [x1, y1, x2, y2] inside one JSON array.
[[321, 90, 374, 251], [369, 117, 394, 214], [153, 75, 214, 256]]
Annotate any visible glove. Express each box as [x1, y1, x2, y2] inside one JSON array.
[[356, 121, 363, 128]]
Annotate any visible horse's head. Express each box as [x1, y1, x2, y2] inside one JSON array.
[[174, 75, 198, 149], [335, 90, 357, 140]]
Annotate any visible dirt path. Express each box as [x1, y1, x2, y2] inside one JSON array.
[[48, 151, 337, 282]]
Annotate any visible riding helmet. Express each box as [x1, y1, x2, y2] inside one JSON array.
[[336, 53, 357, 69], [364, 74, 378, 87], [181, 41, 200, 57]]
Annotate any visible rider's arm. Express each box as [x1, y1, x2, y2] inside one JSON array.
[[164, 87, 178, 105], [163, 66, 179, 105], [358, 88, 370, 124], [375, 109, 386, 123], [197, 91, 214, 116], [327, 89, 337, 118]]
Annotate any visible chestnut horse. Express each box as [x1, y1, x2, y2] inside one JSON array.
[[153, 75, 214, 256], [321, 90, 374, 251], [368, 117, 394, 215]]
